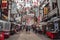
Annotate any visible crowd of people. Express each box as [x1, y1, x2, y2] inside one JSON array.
[[18, 16, 40, 33]]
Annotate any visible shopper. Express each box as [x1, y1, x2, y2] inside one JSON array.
[[26, 21, 31, 33], [26, 25, 31, 33]]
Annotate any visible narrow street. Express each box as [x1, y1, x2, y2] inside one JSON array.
[[0, 0, 60, 40], [5, 31, 51, 40]]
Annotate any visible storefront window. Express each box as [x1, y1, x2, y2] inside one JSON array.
[[43, 7, 48, 15]]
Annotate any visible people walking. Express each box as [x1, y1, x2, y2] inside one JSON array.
[[26, 18, 32, 33], [26, 25, 31, 33]]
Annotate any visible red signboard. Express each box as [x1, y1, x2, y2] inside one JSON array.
[[2, 0, 8, 9], [2, 3, 7, 7]]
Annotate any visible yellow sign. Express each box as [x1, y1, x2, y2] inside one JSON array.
[[44, 7, 48, 15]]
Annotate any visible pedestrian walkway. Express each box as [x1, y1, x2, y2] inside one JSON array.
[[17, 31, 51, 40], [5, 31, 51, 40], [17, 31, 41, 40]]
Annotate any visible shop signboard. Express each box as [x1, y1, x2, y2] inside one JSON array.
[[26, 14, 34, 26], [11, 2, 17, 14], [43, 7, 48, 15], [2, 0, 8, 9]]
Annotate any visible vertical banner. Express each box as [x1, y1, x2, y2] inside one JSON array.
[[2, 0, 8, 20], [43, 7, 48, 15]]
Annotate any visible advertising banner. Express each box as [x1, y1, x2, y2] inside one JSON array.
[[43, 7, 48, 15], [2, 0, 8, 9]]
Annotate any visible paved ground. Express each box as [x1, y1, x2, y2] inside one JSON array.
[[5, 31, 52, 40]]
